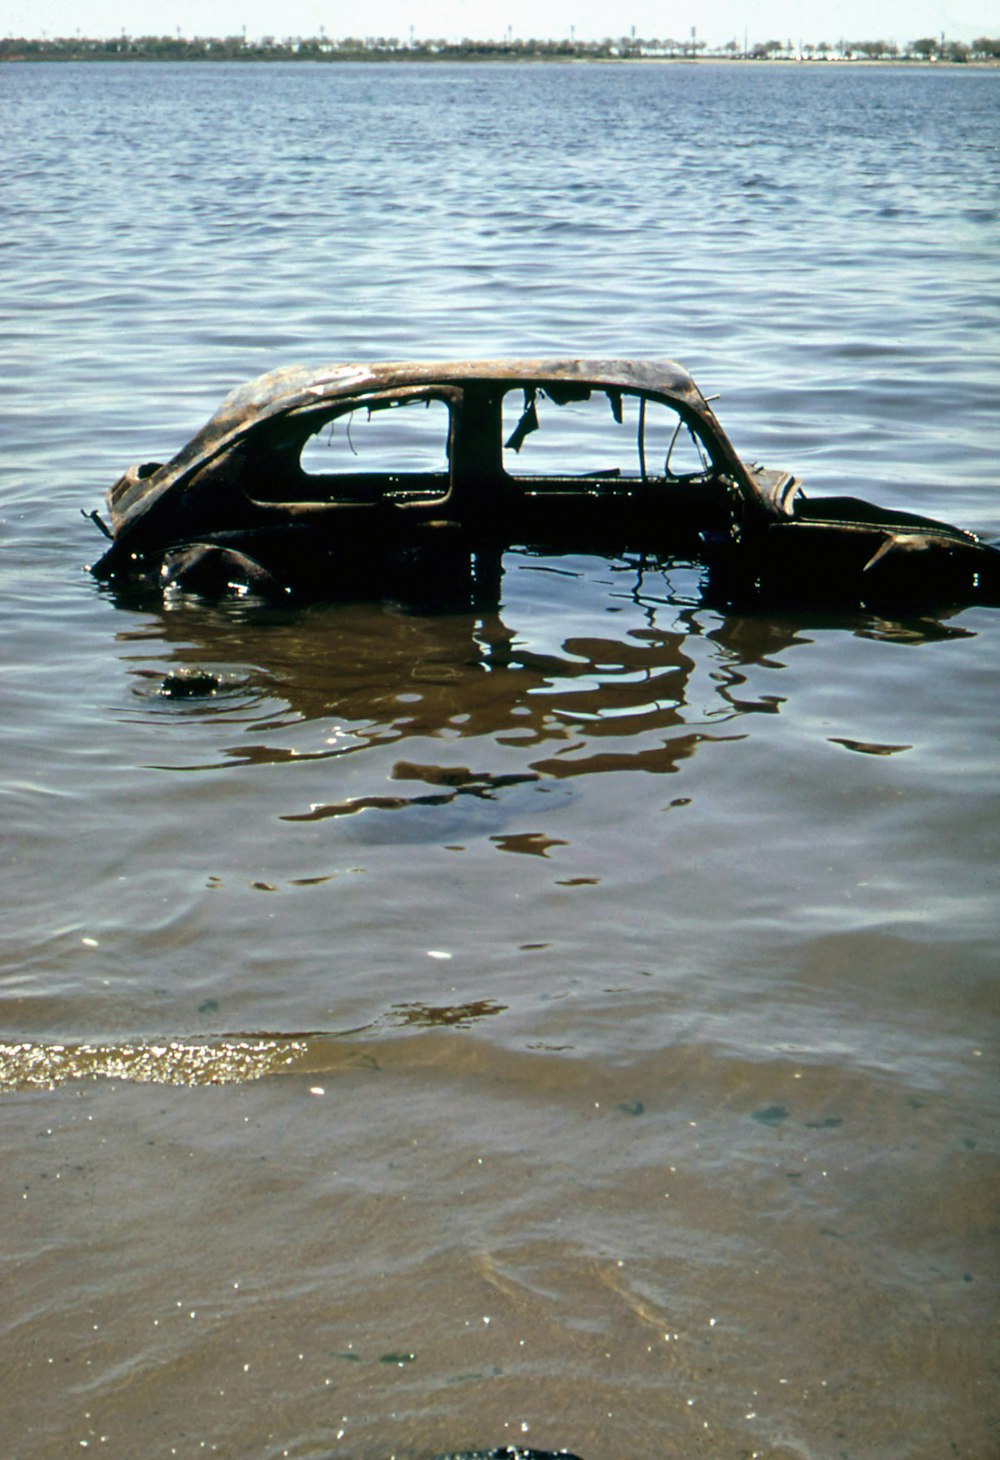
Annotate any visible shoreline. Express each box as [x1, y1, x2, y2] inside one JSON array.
[[3, 51, 998, 68], [3, 30, 999, 67]]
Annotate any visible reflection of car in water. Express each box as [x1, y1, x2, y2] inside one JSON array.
[[127, 558, 960, 793], [123, 560, 718, 776], [120, 547, 973, 866], [91, 359, 1000, 609]]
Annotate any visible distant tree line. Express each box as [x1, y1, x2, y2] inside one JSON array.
[[3, 32, 1000, 63]]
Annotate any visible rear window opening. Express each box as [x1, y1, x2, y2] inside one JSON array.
[[300, 394, 452, 479], [501, 387, 712, 482]]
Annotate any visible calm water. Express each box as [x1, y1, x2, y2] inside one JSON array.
[[2, 61, 999, 1460]]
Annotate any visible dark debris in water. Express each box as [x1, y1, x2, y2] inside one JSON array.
[[392, 999, 506, 1030], [752, 1104, 789, 1125], [433, 1451, 585, 1460], [131, 666, 250, 701], [156, 668, 225, 698]]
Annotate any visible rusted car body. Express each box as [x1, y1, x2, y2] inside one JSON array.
[[91, 359, 999, 607]]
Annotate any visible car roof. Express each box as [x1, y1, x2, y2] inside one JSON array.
[[107, 359, 729, 535], [224, 357, 704, 412]]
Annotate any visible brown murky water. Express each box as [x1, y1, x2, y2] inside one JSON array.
[[3, 60, 999, 1460]]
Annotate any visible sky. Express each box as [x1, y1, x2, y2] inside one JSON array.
[[4, 0, 997, 45]]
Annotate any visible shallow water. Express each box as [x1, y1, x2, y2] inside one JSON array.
[[2, 61, 999, 1459]]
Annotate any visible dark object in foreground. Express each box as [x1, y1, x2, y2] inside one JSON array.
[[91, 359, 1000, 610], [433, 1451, 584, 1460]]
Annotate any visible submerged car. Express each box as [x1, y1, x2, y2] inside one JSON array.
[[91, 359, 1000, 608]]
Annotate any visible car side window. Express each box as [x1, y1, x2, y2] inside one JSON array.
[[300, 394, 452, 477], [501, 388, 712, 481]]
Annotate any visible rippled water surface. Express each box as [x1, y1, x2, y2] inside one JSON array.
[[3, 61, 999, 1459]]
